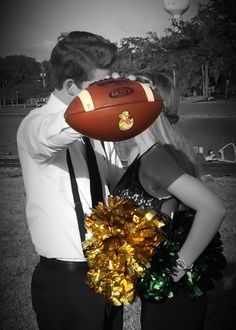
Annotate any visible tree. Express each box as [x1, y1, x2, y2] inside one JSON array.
[[113, 33, 166, 74], [114, 0, 236, 97], [190, 0, 236, 95], [0, 56, 52, 104]]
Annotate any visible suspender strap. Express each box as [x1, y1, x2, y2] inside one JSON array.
[[66, 138, 104, 241], [83, 137, 104, 207], [66, 149, 86, 242]]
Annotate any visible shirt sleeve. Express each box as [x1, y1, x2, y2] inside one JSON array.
[[141, 144, 186, 190], [17, 110, 82, 162]]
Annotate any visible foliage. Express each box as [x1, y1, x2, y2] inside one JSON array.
[[114, 0, 236, 97], [0, 56, 52, 103], [192, 0, 236, 87], [113, 33, 164, 74], [1, 0, 236, 101]]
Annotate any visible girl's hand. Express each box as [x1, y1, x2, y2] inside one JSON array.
[[171, 268, 187, 282]]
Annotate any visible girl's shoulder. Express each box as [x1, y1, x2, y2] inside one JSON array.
[[141, 143, 181, 169], [140, 144, 186, 189]]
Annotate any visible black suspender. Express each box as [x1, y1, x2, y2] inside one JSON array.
[[83, 137, 104, 207], [66, 138, 104, 242], [66, 149, 86, 241]]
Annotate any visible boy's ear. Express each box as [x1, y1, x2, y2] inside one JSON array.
[[63, 79, 80, 96]]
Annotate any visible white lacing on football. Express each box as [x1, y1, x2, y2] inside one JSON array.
[[139, 83, 155, 102], [77, 90, 95, 112]]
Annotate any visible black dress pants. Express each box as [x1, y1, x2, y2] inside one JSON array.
[[31, 262, 123, 330], [141, 286, 207, 330]]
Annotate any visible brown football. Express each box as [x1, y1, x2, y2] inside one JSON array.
[[64, 78, 163, 141]]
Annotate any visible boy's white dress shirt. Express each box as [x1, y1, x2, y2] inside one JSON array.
[[17, 93, 123, 261]]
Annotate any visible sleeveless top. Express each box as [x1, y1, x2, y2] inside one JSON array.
[[114, 144, 226, 300], [114, 143, 195, 212]]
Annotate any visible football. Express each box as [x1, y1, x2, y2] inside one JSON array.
[[64, 78, 163, 141]]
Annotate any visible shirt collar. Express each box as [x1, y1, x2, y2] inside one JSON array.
[[46, 93, 68, 113]]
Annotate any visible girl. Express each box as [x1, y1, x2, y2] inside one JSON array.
[[114, 73, 226, 330]]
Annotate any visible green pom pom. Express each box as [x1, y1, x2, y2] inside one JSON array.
[[136, 211, 227, 302]]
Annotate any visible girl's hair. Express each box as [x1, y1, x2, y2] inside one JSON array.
[[136, 72, 180, 124], [50, 31, 117, 89], [136, 72, 201, 176]]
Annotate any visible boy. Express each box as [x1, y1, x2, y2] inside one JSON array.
[[17, 31, 124, 330]]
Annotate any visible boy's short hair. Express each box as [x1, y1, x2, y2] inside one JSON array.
[[50, 31, 117, 89]]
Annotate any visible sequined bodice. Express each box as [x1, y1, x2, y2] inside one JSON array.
[[114, 156, 167, 212]]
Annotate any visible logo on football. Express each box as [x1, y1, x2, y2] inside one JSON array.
[[110, 87, 133, 98], [118, 111, 134, 131]]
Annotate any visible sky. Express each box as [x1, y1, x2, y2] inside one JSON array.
[[0, 0, 207, 62]]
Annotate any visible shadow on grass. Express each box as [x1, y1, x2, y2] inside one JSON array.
[[204, 262, 236, 330]]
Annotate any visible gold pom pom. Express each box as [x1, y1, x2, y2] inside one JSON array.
[[83, 196, 166, 305]]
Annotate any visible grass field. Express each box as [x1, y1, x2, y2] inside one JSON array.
[[1, 99, 236, 160], [0, 168, 236, 330]]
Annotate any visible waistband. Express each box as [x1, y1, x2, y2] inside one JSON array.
[[39, 256, 89, 273]]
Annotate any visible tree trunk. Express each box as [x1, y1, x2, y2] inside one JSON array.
[[202, 62, 209, 97], [173, 69, 176, 87], [205, 61, 209, 98], [202, 64, 205, 96]]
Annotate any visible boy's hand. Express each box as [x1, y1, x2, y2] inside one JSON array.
[[105, 72, 137, 80]]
